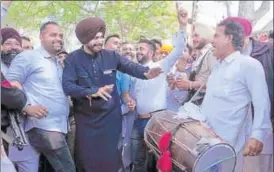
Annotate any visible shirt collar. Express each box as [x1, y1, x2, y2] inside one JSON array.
[[37, 46, 56, 59], [223, 51, 240, 64]]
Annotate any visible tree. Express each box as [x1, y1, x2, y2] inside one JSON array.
[[238, 1, 270, 26], [3, 1, 179, 47], [218, 1, 271, 27]]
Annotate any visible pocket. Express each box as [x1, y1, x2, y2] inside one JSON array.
[[102, 68, 116, 84]]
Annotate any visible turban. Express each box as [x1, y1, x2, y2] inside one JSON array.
[[75, 17, 106, 44], [1, 27, 22, 46], [224, 17, 252, 37], [193, 23, 215, 41], [160, 44, 173, 53]]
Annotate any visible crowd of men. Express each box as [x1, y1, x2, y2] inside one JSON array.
[[1, 1, 273, 172]]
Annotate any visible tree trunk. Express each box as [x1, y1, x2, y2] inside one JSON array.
[[253, 1, 270, 26], [224, 1, 232, 17], [238, 1, 254, 21], [238, 1, 270, 26]]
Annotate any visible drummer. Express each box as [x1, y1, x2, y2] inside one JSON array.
[[201, 19, 272, 172]]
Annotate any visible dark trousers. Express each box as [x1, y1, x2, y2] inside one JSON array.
[[27, 128, 76, 172], [131, 118, 151, 172]]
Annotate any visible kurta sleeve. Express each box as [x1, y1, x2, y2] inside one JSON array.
[[160, 30, 186, 74], [62, 54, 99, 98], [244, 57, 272, 142], [116, 53, 149, 80], [1, 73, 27, 111]]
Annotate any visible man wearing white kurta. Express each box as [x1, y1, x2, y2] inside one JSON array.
[[201, 19, 272, 172]]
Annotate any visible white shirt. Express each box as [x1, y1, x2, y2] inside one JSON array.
[[132, 31, 186, 114], [202, 51, 272, 153], [166, 68, 188, 112]]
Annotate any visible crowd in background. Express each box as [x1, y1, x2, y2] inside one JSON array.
[[1, 1, 273, 172]]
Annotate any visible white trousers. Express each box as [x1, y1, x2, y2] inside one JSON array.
[[243, 154, 273, 172]]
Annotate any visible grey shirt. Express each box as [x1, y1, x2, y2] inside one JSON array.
[[6, 46, 70, 133]]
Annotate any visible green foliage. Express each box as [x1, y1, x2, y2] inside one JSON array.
[[4, 1, 179, 45]]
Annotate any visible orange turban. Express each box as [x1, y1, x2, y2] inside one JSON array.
[[160, 44, 173, 53]]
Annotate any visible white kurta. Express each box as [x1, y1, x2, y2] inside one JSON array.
[[201, 51, 272, 171]]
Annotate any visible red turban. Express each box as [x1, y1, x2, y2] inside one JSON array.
[[224, 17, 252, 37], [1, 27, 22, 46], [75, 17, 106, 44]]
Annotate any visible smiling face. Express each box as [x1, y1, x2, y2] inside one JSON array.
[[136, 42, 154, 64], [121, 43, 135, 61], [85, 32, 105, 54], [40, 24, 63, 55], [1, 38, 22, 54]]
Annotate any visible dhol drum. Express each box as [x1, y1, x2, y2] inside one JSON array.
[[144, 110, 236, 172]]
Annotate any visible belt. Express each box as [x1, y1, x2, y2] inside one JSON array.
[[138, 109, 166, 119]]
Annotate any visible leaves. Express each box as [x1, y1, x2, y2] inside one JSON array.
[[4, 1, 179, 48]]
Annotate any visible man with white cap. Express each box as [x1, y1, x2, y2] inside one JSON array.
[[167, 22, 217, 105]]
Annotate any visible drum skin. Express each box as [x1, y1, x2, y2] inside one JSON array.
[[144, 110, 236, 172]]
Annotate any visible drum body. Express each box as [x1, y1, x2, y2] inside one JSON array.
[[144, 110, 236, 172]]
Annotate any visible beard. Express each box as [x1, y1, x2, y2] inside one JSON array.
[[1, 49, 21, 66], [194, 39, 207, 50], [137, 53, 150, 64], [87, 43, 103, 54]]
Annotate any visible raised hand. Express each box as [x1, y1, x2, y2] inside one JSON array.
[[175, 77, 190, 91], [126, 98, 136, 111], [176, 3, 189, 27], [144, 67, 163, 79], [166, 73, 176, 90]]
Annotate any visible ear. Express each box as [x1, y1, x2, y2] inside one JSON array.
[[226, 34, 233, 44]]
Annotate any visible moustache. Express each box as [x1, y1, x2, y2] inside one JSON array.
[[93, 44, 103, 47]]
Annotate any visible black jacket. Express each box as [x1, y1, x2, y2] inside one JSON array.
[[1, 72, 27, 128]]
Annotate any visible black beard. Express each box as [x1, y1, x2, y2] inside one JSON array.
[[1, 51, 20, 67]]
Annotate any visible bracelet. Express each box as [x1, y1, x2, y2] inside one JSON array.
[[189, 81, 193, 90]]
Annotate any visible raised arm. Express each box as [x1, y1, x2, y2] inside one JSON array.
[[116, 53, 149, 80], [160, 5, 188, 73], [62, 54, 99, 99]]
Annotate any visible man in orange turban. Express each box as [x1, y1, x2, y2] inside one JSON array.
[[160, 44, 173, 59]]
